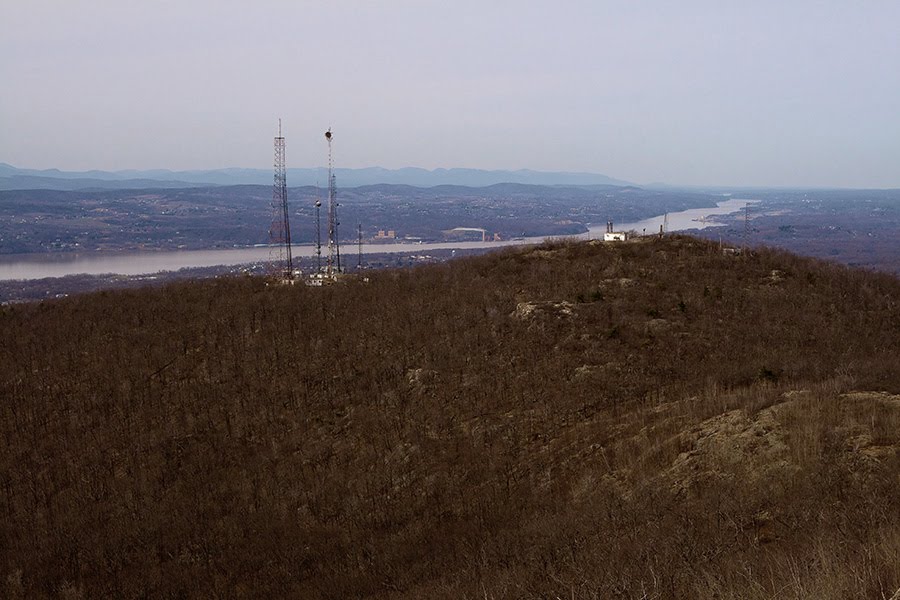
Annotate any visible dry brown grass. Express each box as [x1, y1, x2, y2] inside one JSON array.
[[1, 236, 899, 598]]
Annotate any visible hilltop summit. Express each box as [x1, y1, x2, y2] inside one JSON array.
[[1, 236, 898, 598]]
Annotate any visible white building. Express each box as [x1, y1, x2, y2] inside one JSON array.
[[603, 220, 628, 242]]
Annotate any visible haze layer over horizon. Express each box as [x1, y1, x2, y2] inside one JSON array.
[[1, 1, 898, 188]]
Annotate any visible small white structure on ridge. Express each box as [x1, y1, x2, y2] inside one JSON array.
[[603, 220, 628, 242]]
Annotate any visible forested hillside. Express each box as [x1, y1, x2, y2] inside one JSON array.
[[1, 236, 899, 598]]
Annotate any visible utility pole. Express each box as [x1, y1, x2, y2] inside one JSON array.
[[357, 223, 362, 269], [314, 183, 322, 273], [743, 205, 750, 254]]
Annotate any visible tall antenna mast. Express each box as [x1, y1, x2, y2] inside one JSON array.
[[357, 222, 362, 269], [325, 128, 341, 276], [269, 118, 292, 279]]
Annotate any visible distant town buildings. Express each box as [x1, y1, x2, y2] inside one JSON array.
[[445, 227, 498, 242]]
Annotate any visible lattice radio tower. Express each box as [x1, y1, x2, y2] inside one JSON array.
[[269, 119, 293, 279], [325, 128, 342, 276]]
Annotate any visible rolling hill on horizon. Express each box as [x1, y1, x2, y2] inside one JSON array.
[[0, 162, 633, 191]]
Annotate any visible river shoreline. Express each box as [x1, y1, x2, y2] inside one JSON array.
[[0, 199, 755, 281]]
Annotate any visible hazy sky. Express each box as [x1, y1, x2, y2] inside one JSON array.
[[2, 1, 899, 187]]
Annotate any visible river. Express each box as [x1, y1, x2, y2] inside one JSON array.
[[0, 198, 755, 281]]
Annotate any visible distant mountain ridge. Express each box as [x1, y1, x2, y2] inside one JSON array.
[[0, 162, 632, 190]]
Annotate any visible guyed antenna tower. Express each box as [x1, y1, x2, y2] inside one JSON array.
[[325, 128, 341, 276], [269, 118, 293, 279]]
